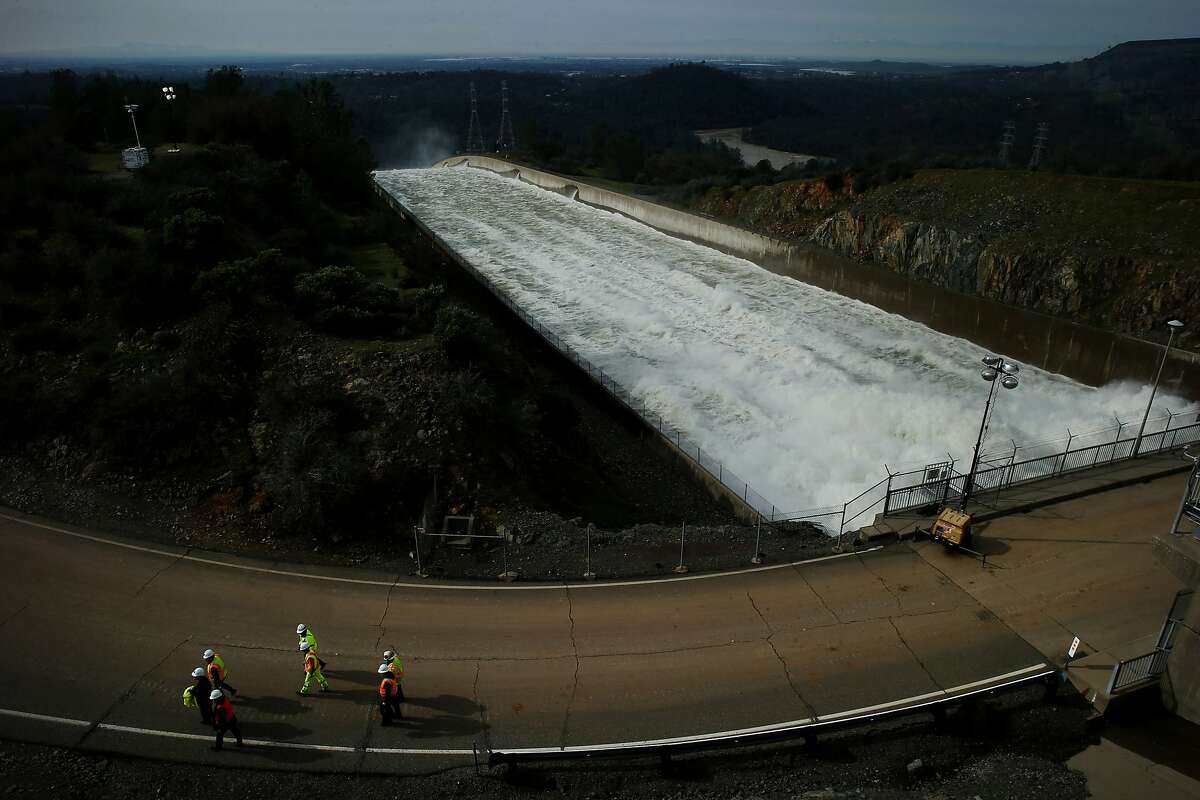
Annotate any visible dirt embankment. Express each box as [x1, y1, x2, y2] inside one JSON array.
[[691, 169, 1200, 350]]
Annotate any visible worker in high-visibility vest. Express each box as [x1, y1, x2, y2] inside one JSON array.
[[381, 649, 406, 703], [203, 648, 236, 696], [209, 688, 243, 750], [185, 667, 213, 725], [296, 623, 327, 670], [377, 663, 403, 725], [297, 641, 329, 695]]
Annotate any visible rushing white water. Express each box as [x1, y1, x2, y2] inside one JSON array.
[[375, 166, 1193, 513]]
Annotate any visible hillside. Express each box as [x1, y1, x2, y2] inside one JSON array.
[[689, 169, 1200, 348]]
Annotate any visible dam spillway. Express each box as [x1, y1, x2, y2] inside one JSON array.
[[375, 166, 1191, 514]]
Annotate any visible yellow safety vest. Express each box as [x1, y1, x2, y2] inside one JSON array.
[[388, 655, 404, 680]]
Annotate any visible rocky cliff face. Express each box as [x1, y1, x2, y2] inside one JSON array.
[[810, 208, 1199, 347]]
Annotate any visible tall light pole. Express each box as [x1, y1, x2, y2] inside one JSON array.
[[123, 102, 143, 149], [1134, 319, 1184, 457], [161, 86, 179, 153], [961, 355, 1020, 511]]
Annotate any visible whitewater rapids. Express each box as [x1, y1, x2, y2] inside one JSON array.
[[375, 166, 1191, 513]]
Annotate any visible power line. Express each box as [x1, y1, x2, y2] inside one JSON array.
[[496, 80, 516, 154], [1029, 122, 1049, 169], [465, 81, 483, 153], [998, 120, 1016, 166]]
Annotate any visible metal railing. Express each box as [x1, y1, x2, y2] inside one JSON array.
[[1105, 649, 1170, 694], [834, 416, 1200, 535]]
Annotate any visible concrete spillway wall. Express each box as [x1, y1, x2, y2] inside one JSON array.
[[439, 155, 1200, 401], [439, 156, 796, 261]]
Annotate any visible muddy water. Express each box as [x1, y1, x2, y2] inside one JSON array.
[[756, 246, 1200, 401]]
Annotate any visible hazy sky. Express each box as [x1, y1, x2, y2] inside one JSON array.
[[3, 0, 1197, 63]]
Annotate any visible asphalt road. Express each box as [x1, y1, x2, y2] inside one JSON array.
[[0, 507, 1057, 774]]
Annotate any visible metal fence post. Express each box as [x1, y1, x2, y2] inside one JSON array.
[[674, 523, 689, 574], [882, 469, 894, 516], [1058, 429, 1073, 475], [412, 526, 428, 578], [751, 516, 763, 565], [583, 523, 596, 580]]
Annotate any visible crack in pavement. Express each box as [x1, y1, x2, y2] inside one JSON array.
[[132, 547, 193, 599], [0, 601, 29, 630], [747, 591, 817, 719], [790, 562, 843, 624], [888, 617, 943, 691], [374, 577, 400, 654], [857, 553, 904, 614], [77, 635, 192, 747], [559, 586, 581, 749]]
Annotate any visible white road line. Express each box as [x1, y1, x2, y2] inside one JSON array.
[[0, 709, 473, 755], [0, 511, 881, 591], [0, 664, 1049, 759], [0, 708, 90, 727]]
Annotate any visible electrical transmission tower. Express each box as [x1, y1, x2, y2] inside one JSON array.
[[1029, 122, 1049, 169], [465, 82, 484, 153], [496, 80, 516, 154], [998, 120, 1016, 166]]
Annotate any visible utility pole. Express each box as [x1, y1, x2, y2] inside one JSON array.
[[998, 120, 1016, 166], [1029, 122, 1049, 169], [496, 80, 516, 154], [465, 81, 483, 153]]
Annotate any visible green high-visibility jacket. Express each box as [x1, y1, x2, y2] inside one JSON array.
[[299, 630, 319, 653]]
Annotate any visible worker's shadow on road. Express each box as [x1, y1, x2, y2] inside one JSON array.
[[235, 695, 313, 717], [394, 694, 485, 739]]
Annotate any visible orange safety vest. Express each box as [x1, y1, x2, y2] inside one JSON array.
[[207, 660, 225, 683], [304, 652, 320, 673], [379, 677, 397, 699]]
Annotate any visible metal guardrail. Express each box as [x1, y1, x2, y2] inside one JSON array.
[[1105, 649, 1169, 694], [481, 664, 1056, 768]]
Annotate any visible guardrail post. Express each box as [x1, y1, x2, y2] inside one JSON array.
[[674, 522, 689, 574], [882, 468, 894, 516]]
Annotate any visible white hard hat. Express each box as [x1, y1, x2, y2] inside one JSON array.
[[382, 650, 395, 660], [202, 648, 215, 659], [209, 689, 223, 700], [377, 663, 390, 674], [300, 641, 311, 651], [191, 667, 205, 678], [296, 623, 307, 635]]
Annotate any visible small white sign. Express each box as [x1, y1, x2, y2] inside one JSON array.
[[1068, 636, 1081, 658]]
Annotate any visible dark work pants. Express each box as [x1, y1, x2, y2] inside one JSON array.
[[379, 695, 403, 725], [197, 702, 213, 725], [215, 719, 243, 749]]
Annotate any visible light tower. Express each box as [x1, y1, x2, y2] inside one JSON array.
[[161, 85, 179, 153], [998, 120, 1016, 166], [121, 101, 150, 170], [465, 81, 484, 153], [1029, 122, 1049, 168], [496, 80, 516, 154]]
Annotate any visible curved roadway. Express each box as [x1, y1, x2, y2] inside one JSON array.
[[0, 508, 1059, 774]]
